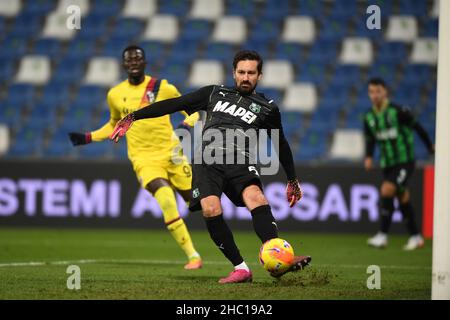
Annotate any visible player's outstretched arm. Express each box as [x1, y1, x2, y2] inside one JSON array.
[[363, 121, 375, 170], [269, 109, 301, 207], [110, 86, 213, 142], [398, 106, 434, 154], [413, 122, 435, 154]]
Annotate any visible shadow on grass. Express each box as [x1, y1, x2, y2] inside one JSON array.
[[254, 267, 336, 288]]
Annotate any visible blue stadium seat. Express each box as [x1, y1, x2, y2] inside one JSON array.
[[395, 85, 422, 107], [399, 0, 427, 16], [181, 19, 212, 42], [139, 41, 167, 63], [113, 139, 128, 159], [80, 13, 110, 38], [77, 141, 114, 158], [296, 62, 327, 85], [51, 127, 72, 144], [167, 39, 199, 64], [32, 38, 63, 59], [74, 85, 107, 106], [376, 42, 407, 64], [203, 42, 233, 63], [53, 57, 86, 85], [0, 103, 26, 127], [159, 63, 188, 88], [274, 43, 304, 66], [297, 0, 324, 17], [329, 0, 359, 19], [296, 129, 328, 161], [330, 66, 362, 86], [308, 40, 339, 63], [5, 84, 35, 105], [112, 18, 145, 40], [261, 0, 290, 21], [10, 13, 43, 38], [400, 65, 432, 87], [280, 111, 303, 136], [367, 0, 393, 16], [60, 106, 95, 132], [227, 0, 255, 17], [94, 109, 111, 128], [44, 139, 74, 157], [0, 35, 28, 60], [248, 20, 281, 42], [242, 39, 271, 59], [64, 37, 98, 59], [25, 104, 58, 130], [0, 59, 15, 82], [90, 0, 123, 16], [310, 109, 339, 132], [101, 36, 132, 59], [39, 81, 70, 109], [367, 62, 397, 85], [345, 97, 369, 129], [353, 13, 384, 40], [423, 19, 438, 37], [159, 0, 189, 16], [317, 20, 347, 41], [8, 128, 43, 157], [22, 0, 55, 15]]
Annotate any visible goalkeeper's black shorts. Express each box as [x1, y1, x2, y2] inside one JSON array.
[[188, 163, 263, 211], [382, 161, 415, 193]]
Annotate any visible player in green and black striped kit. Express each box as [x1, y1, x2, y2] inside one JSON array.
[[363, 78, 434, 250]]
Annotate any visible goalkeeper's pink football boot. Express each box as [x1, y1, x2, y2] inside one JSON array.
[[218, 269, 253, 284]]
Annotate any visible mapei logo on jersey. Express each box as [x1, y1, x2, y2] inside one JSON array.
[[212, 100, 258, 124], [376, 128, 398, 140]]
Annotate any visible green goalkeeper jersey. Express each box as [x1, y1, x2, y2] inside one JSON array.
[[363, 101, 416, 168]]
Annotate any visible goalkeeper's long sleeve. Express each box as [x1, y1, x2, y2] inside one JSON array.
[[413, 122, 434, 153], [133, 86, 214, 120], [267, 109, 297, 181]]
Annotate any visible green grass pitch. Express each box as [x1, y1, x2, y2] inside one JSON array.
[[0, 227, 431, 299]]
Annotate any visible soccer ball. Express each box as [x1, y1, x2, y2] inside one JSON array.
[[259, 238, 294, 276]]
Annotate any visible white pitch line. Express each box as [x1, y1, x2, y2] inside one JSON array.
[[0, 259, 431, 270]]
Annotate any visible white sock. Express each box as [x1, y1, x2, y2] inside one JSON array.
[[234, 261, 250, 272], [189, 252, 200, 260]]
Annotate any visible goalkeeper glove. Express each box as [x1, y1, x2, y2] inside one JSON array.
[[68, 132, 92, 146], [286, 179, 302, 208], [110, 113, 135, 143]]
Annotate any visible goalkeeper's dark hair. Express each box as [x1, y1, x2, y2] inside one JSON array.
[[368, 77, 388, 89], [233, 50, 263, 74], [122, 45, 146, 60]]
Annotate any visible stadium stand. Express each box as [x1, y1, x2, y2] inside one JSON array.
[[0, 0, 438, 163]]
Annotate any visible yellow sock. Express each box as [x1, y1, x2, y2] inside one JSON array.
[[154, 186, 199, 259], [167, 218, 199, 260]]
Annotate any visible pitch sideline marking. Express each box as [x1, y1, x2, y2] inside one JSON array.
[[0, 259, 431, 270]]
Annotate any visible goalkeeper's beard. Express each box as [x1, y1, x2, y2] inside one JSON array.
[[236, 81, 257, 95]]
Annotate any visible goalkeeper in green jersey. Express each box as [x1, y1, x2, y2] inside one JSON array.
[[363, 78, 434, 250]]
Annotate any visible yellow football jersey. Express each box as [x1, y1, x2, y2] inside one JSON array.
[[91, 75, 199, 164]]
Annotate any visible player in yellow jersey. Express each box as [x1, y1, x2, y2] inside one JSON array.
[[68, 45, 202, 269]]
